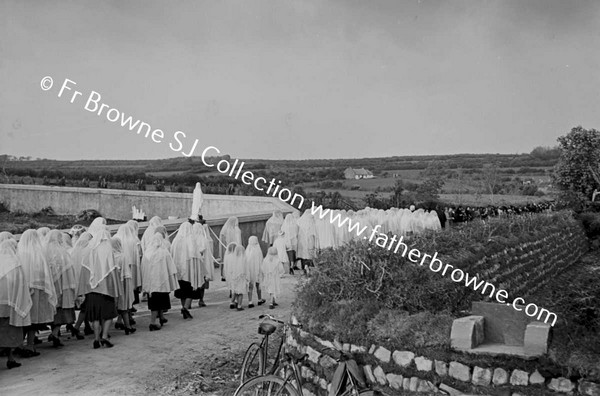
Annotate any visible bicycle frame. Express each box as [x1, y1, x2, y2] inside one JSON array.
[[257, 324, 286, 375]]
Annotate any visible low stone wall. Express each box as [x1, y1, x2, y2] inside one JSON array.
[[0, 184, 294, 221], [286, 324, 600, 396]]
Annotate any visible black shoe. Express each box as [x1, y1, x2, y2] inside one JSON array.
[[48, 334, 64, 348], [33, 337, 42, 345], [129, 318, 136, 325], [182, 308, 193, 319], [159, 318, 168, 326], [124, 327, 136, 335], [269, 304, 275, 309], [93, 340, 101, 349], [130, 306, 137, 313], [248, 303, 255, 308], [149, 324, 161, 332], [198, 301, 206, 308], [257, 299, 266, 306], [229, 303, 236, 309], [100, 339, 114, 348], [7, 360, 21, 369], [236, 307, 244, 311]]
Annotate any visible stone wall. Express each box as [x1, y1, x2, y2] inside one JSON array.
[[0, 184, 295, 221], [286, 323, 600, 396]]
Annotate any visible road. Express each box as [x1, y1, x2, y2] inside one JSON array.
[[0, 276, 300, 396]]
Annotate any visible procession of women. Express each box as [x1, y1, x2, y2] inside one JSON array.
[[0, 180, 446, 371]]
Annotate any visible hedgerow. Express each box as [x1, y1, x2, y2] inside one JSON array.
[[293, 211, 588, 348]]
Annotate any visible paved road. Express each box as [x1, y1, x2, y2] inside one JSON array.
[[0, 276, 300, 396]]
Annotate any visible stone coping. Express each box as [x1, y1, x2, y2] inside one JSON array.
[[11, 209, 285, 240], [0, 183, 296, 211]]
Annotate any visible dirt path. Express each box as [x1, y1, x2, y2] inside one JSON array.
[[0, 275, 301, 396]]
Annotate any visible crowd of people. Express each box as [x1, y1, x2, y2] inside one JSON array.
[[0, 214, 294, 370]]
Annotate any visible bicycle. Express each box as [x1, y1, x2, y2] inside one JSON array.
[[239, 314, 288, 385], [236, 324, 382, 396]]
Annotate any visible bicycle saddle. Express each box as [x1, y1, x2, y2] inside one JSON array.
[[258, 322, 278, 335]]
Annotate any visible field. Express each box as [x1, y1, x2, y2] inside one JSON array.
[[1, 150, 559, 210]]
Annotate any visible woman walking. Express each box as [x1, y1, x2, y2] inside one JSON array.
[[229, 244, 248, 311], [45, 230, 78, 347], [70, 232, 93, 337], [219, 217, 242, 281], [84, 227, 122, 349], [115, 223, 141, 327], [192, 223, 213, 307], [260, 247, 285, 309], [0, 239, 32, 369], [244, 236, 264, 308], [171, 222, 203, 319], [111, 237, 135, 334], [141, 233, 178, 331], [17, 229, 56, 357]]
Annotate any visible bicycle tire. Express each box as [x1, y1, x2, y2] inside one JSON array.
[[234, 375, 300, 396], [240, 343, 265, 384]]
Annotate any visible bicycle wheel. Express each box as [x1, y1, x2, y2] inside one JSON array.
[[240, 343, 265, 384], [235, 375, 300, 396]]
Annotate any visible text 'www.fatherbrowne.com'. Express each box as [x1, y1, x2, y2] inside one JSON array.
[[309, 203, 558, 327]]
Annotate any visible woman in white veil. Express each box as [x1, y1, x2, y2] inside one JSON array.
[[142, 233, 178, 331], [219, 217, 242, 281], [45, 230, 77, 347], [0, 239, 32, 369], [192, 222, 212, 308], [17, 229, 56, 357], [244, 236, 265, 308], [223, 242, 238, 307], [296, 210, 318, 274], [171, 222, 203, 319], [281, 213, 299, 269], [262, 211, 284, 245], [229, 245, 248, 311], [69, 232, 93, 338], [84, 229, 121, 349]]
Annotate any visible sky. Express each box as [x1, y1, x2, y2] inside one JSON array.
[[1, 0, 599, 161]]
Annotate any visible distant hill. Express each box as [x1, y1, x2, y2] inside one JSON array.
[[1, 149, 560, 175]]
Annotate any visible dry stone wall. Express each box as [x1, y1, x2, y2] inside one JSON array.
[[287, 322, 600, 396]]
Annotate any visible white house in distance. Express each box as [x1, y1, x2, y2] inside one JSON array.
[[344, 167, 374, 180]]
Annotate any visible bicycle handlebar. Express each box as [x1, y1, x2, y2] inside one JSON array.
[[258, 314, 302, 328]]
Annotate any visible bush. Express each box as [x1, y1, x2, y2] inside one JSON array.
[[578, 212, 600, 240]]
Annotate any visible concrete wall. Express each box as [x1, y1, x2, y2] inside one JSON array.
[[0, 184, 295, 221]]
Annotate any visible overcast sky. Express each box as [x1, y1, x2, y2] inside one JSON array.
[[1, 0, 599, 160]]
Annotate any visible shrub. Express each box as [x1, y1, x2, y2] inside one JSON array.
[[578, 212, 600, 240]]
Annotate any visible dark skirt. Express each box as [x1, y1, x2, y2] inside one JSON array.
[[174, 280, 195, 299], [287, 250, 297, 264], [0, 318, 23, 348], [53, 308, 76, 325], [148, 292, 171, 312], [85, 293, 118, 322]]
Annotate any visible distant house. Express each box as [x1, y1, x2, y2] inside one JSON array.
[[344, 167, 374, 180]]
